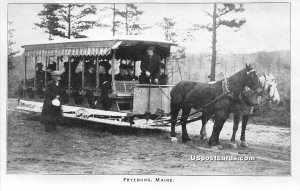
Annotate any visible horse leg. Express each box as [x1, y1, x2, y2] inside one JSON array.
[[230, 113, 240, 149], [170, 103, 180, 142], [181, 106, 192, 142], [209, 111, 229, 149], [240, 114, 249, 147], [200, 116, 208, 140]]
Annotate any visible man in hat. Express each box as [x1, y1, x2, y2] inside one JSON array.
[[59, 62, 71, 103], [140, 46, 161, 84], [85, 63, 96, 108], [127, 62, 138, 81], [158, 62, 168, 85], [115, 63, 129, 81], [98, 61, 112, 110], [40, 70, 62, 132], [36, 62, 45, 98]]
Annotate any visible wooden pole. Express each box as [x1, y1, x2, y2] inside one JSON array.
[[82, 56, 85, 89], [96, 56, 99, 90], [34, 56, 37, 88], [24, 55, 27, 85], [111, 49, 116, 93], [56, 57, 59, 70], [45, 57, 47, 87], [68, 56, 71, 91]]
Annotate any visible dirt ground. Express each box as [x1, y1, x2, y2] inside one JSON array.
[[6, 98, 290, 175]]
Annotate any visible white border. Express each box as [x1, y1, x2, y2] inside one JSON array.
[[1, 0, 300, 191]]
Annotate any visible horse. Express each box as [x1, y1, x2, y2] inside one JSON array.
[[170, 64, 262, 149], [229, 73, 280, 148]]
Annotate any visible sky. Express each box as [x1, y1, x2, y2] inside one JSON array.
[[8, 3, 290, 54]]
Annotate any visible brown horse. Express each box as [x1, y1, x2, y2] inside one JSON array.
[[170, 64, 262, 149]]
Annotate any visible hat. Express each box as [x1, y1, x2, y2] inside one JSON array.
[[119, 63, 128, 70], [47, 61, 57, 71], [63, 62, 69, 68], [99, 61, 111, 71], [36, 62, 43, 67], [147, 46, 155, 51], [127, 64, 134, 70], [51, 70, 62, 76]]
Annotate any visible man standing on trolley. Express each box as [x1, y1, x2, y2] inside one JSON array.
[[139, 46, 161, 84]]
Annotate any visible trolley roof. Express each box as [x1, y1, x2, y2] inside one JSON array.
[[22, 37, 177, 60]]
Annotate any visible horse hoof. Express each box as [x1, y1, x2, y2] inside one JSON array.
[[229, 142, 238, 149], [200, 135, 208, 140], [182, 138, 191, 143], [217, 144, 223, 149], [171, 137, 178, 143], [209, 146, 219, 150], [241, 141, 249, 147]]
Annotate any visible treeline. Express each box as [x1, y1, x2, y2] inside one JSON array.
[[170, 50, 290, 100]]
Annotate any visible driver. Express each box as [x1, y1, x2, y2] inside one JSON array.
[[139, 46, 161, 84]]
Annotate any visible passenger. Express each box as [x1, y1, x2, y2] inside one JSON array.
[[85, 63, 96, 108], [99, 61, 112, 87], [73, 59, 84, 104], [59, 62, 70, 103], [46, 61, 56, 82], [60, 62, 70, 90], [85, 63, 96, 89], [40, 70, 62, 132], [115, 63, 129, 81], [36, 62, 45, 98], [98, 61, 112, 110], [127, 62, 138, 81], [158, 63, 168, 85], [139, 46, 161, 84]]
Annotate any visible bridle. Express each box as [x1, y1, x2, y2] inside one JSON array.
[[247, 69, 260, 88]]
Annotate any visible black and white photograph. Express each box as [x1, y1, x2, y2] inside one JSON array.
[[1, 0, 299, 190]]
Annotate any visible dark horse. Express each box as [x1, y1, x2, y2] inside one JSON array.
[[229, 74, 280, 148], [170, 64, 261, 149]]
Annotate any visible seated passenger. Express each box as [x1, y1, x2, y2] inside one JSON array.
[[158, 63, 168, 85], [60, 62, 70, 90], [85, 63, 96, 108], [98, 61, 112, 110], [115, 63, 129, 81], [46, 62, 56, 83], [36, 62, 45, 98], [127, 62, 138, 81], [85, 63, 96, 89]]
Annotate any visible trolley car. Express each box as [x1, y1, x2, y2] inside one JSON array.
[[16, 38, 177, 127]]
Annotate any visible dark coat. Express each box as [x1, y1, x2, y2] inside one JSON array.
[[85, 70, 96, 89], [127, 74, 139, 81], [36, 70, 45, 86], [99, 73, 112, 90], [41, 80, 62, 125], [60, 72, 70, 89], [140, 54, 161, 79], [158, 73, 168, 85], [115, 73, 129, 81]]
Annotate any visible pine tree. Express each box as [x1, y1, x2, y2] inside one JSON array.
[[34, 4, 65, 40], [193, 3, 246, 81], [57, 4, 98, 38], [35, 4, 98, 39], [8, 21, 19, 71], [157, 17, 177, 42], [100, 4, 149, 36], [126, 4, 149, 35]]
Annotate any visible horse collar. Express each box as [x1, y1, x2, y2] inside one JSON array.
[[221, 73, 230, 94]]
